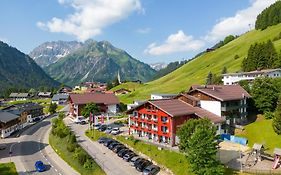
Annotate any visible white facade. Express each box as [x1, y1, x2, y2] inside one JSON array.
[[127, 101, 145, 110], [107, 104, 117, 114], [200, 100, 222, 116], [150, 94, 177, 100], [222, 69, 281, 85]]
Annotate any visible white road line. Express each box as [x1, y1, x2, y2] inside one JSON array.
[[55, 169, 58, 172]]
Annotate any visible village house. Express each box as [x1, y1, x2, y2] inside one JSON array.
[[184, 85, 250, 126], [68, 93, 120, 118], [114, 88, 131, 95], [37, 92, 52, 98], [127, 99, 224, 146], [9, 93, 30, 101], [0, 111, 21, 138], [3, 103, 44, 123], [222, 68, 281, 85], [127, 101, 145, 110], [52, 94, 69, 105]]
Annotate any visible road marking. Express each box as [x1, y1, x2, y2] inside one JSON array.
[[55, 169, 58, 172]]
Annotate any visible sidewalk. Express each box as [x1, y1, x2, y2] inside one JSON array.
[[42, 127, 79, 175]]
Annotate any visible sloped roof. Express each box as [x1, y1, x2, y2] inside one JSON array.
[[38, 92, 52, 96], [189, 85, 251, 101], [222, 68, 281, 76], [9, 93, 29, 98], [52, 94, 69, 101], [16, 102, 43, 111], [149, 99, 195, 117], [127, 99, 224, 123], [69, 93, 119, 105], [0, 111, 20, 123]]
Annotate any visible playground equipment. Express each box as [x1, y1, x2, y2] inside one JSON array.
[[244, 143, 264, 168], [272, 148, 281, 170]]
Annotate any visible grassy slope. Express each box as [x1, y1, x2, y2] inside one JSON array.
[[236, 116, 281, 154], [116, 24, 281, 104], [0, 162, 18, 175]]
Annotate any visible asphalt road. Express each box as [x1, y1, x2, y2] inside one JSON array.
[[0, 116, 78, 175]]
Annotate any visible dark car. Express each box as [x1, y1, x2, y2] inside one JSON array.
[[130, 156, 141, 166], [142, 165, 160, 175], [108, 142, 121, 150], [98, 137, 108, 144], [113, 145, 126, 153], [123, 152, 137, 162], [98, 125, 107, 132], [103, 138, 115, 147], [133, 158, 146, 167], [80, 120, 87, 125], [118, 149, 131, 158], [136, 160, 153, 172], [35, 160, 46, 172]]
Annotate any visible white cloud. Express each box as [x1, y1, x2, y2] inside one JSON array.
[[144, 30, 205, 56], [205, 0, 276, 42], [136, 27, 151, 34], [37, 0, 142, 41]]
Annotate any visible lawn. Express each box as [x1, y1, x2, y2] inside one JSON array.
[[0, 162, 18, 175], [49, 133, 105, 175], [236, 116, 281, 154], [113, 23, 281, 104]]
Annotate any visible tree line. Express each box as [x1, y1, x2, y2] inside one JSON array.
[[241, 40, 281, 72], [255, 1, 281, 30]]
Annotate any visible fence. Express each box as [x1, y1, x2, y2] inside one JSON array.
[[242, 169, 281, 174]]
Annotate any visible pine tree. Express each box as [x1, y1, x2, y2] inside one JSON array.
[[221, 67, 227, 74], [206, 71, 213, 85], [273, 94, 281, 135]]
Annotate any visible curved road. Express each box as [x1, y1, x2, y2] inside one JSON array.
[[6, 116, 78, 175]]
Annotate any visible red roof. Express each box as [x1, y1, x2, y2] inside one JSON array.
[[189, 85, 250, 101], [69, 93, 119, 105]]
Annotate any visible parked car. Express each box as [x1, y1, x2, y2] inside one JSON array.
[[93, 123, 101, 130], [80, 120, 87, 125], [98, 125, 107, 132], [118, 149, 131, 158], [0, 144, 7, 150], [105, 126, 113, 134], [136, 160, 153, 172], [130, 156, 142, 166], [142, 165, 160, 175], [103, 138, 114, 147], [108, 142, 121, 150], [35, 160, 46, 172], [98, 137, 108, 144], [111, 127, 120, 135], [133, 158, 147, 167], [113, 145, 126, 153], [123, 152, 137, 162]]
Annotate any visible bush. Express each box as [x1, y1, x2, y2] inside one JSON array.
[[67, 143, 77, 152], [234, 54, 239, 60], [78, 151, 88, 165], [264, 111, 274, 119], [68, 133, 77, 144], [83, 159, 93, 169]]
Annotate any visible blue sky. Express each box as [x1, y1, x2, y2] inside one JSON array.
[[0, 0, 276, 63]]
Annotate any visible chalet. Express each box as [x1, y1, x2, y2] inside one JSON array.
[[38, 92, 52, 98], [222, 68, 281, 85], [184, 85, 250, 126], [0, 111, 21, 138], [9, 93, 30, 101], [114, 88, 131, 95], [127, 99, 224, 146], [150, 93, 177, 100], [52, 94, 69, 105], [3, 103, 44, 123], [69, 93, 120, 117]]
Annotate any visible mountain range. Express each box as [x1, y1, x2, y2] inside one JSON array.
[[0, 41, 59, 96], [30, 40, 156, 86]]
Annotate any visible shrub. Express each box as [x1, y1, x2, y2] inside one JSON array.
[[264, 111, 274, 119], [83, 159, 93, 169], [234, 54, 239, 60], [78, 151, 88, 165], [67, 143, 77, 152], [68, 133, 77, 144]]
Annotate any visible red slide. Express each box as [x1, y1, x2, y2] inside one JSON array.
[[272, 155, 280, 169]]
